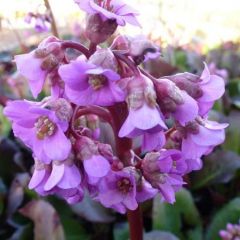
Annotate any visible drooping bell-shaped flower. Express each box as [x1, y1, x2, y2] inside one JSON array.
[[119, 74, 167, 151], [15, 36, 64, 98], [4, 98, 72, 163]]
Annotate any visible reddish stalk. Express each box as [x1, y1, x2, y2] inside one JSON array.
[[127, 206, 143, 240], [61, 41, 90, 58], [108, 103, 143, 240], [44, 0, 59, 38], [113, 52, 140, 77], [89, 42, 97, 56]]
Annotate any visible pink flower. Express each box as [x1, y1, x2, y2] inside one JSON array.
[[75, 0, 140, 27], [97, 170, 138, 213], [180, 118, 228, 171], [169, 63, 225, 116], [155, 78, 199, 126], [15, 37, 64, 98], [4, 99, 72, 163], [59, 58, 125, 106], [119, 75, 167, 151]]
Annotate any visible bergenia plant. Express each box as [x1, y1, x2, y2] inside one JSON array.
[[4, 0, 228, 239]]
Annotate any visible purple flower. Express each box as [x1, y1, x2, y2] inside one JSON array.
[[197, 63, 225, 116], [219, 222, 240, 240], [181, 118, 228, 171], [15, 37, 64, 98], [155, 78, 199, 126], [119, 75, 167, 151], [169, 63, 225, 116], [29, 155, 83, 204], [75, 0, 140, 27], [75, 136, 111, 184], [97, 170, 138, 213], [4, 99, 72, 163], [59, 58, 125, 106], [142, 150, 186, 203]]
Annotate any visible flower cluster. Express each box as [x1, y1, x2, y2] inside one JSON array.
[[220, 222, 240, 240], [4, 0, 228, 213]]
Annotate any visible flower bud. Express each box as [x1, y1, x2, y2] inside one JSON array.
[[89, 48, 118, 71], [85, 14, 117, 44]]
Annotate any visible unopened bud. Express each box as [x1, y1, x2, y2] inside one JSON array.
[[85, 14, 117, 44]]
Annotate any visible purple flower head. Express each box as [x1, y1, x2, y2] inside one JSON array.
[[180, 117, 228, 172], [4, 98, 72, 163], [219, 222, 240, 240], [97, 169, 138, 213], [155, 78, 199, 125], [15, 36, 64, 98], [76, 136, 111, 184], [142, 151, 186, 204], [59, 57, 125, 106], [168, 63, 225, 116], [119, 75, 167, 151], [75, 0, 140, 27]]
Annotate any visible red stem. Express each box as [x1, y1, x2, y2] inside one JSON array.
[[127, 206, 143, 240], [108, 103, 143, 239], [61, 41, 90, 58], [113, 51, 140, 77], [89, 42, 97, 56]]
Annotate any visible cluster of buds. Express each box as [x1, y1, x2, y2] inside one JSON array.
[[4, 0, 228, 213], [220, 222, 240, 240]]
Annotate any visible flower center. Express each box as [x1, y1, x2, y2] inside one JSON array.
[[35, 116, 56, 140], [88, 74, 107, 90], [117, 177, 133, 194], [95, 0, 113, 11]]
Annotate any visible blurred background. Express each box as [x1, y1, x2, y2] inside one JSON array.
[[1, 0, 240, 240]]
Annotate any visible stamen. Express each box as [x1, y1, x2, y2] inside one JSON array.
[[88, 74, 107, 90], [35, 116, 56, 140], [117, 177, 133, 194]]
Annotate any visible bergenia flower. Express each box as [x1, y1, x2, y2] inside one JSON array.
[[155, 78, 199, 126], [197, 63, 225, 116], [4, 99, 72, 163], [76, 136, 111, 184], [168, 63, 225, 116], [142, 150, 186, 203], [219, 221, 240, 240], [59, 58, 125, 106], [15, 36, 64, 98], [75, 0, 140, 27], [97, 170, 138, 213], [180, 117, 228, 171], [119, 75, 167, 151]]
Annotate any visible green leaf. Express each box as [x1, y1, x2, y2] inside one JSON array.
[[114, 223, 129, 240], [206, 198, 240, 240], [191, 150, 240, 189], [153, 189, 202, 239], [144, 230, 179, 240]]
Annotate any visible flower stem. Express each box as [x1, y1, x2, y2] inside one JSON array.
[[89, 42, 97, 56], [44, 0, 59, 38], [113, 51, 140, 76], [61, 41, 90, 58], [127, 206, 143, 240]]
